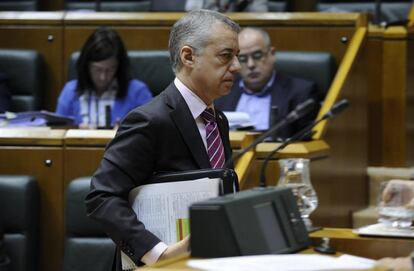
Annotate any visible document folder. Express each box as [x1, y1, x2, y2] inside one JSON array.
[[149, 168, 239, 194], [121, 168, 238, 270]]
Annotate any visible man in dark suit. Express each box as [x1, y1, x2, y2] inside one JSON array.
[[85, 10, 241, 270], [215, 27, 319, 140]]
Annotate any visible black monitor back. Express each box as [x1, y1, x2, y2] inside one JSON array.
[[190, 187, 310, 257]]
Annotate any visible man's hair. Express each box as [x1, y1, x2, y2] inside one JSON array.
[[242, 27, 272, 48], [76, 27, 131, 98], [169, 9, 240, 73]]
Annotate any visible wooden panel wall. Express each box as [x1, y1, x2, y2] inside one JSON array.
[[367, 26, 407, 167], [0, 12, 64, 111], [407, 28, 414, 166], [0, 146, 64, 271]]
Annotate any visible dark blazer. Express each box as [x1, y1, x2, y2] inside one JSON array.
[[215, 73, 319, 140], [85, 83, 233, 270]]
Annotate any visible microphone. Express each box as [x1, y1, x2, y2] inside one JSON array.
[[258, 99, 350, 187], [320, 99, 349, 121], [224, 98, 316, 169], [105, 105, 111, 129]]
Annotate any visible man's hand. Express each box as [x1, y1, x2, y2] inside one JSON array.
[[158, 235, 190, 261], [381, 179, 414, 208], [376, 256, 412, 271]]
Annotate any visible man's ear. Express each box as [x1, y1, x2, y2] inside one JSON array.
[[180, 46, 195, 68], [270, 46, 276, 55], [270, 46, 276, 61]]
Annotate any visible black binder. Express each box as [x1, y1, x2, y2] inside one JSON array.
[[149, 168, 239, 195]]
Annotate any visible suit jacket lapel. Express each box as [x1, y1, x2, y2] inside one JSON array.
[[164, 84, 211, 169]]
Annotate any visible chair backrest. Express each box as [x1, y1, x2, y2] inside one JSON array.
[[275, 51, 336, 101], [0, 1, 38, 11], [268, 0, 287, 12], [150, 0, 185, 11], [63, 177, 115, 271], [65, 0, 150, 11], [68, 50, 174, 96], [0, 175, 39, 271], [317, 0, 412, 23], [0, 49, 45, 112]]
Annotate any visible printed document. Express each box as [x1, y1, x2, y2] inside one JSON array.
[[121, 177, 220, 270]]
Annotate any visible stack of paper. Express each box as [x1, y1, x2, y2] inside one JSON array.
[[187, 254, 375, 271]]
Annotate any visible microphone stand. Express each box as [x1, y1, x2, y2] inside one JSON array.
[[259, 98, 349, 187], [258, 118, 325, 187], [95, 0, 101, 11]]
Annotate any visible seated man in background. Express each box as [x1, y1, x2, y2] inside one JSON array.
[[56, 27, 153, 129], [0, 73, 11, 113], [215, 27, 319, 140]]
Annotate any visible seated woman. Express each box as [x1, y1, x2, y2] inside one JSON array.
[[56, 27, 153, 128]]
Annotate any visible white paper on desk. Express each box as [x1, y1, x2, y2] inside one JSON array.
[[187, 254, 376, 271], [223, 111, 254, 130], [121, 177, 220, 270]]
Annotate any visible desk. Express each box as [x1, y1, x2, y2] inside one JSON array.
[[140, 228, 413, 270]]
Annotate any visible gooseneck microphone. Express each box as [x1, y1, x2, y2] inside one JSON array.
[[224, 98, 316, 169], [258, 99, 350, 187]]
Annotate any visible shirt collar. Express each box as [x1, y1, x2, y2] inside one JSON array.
[[174, 77, 210, 120], [239, 71, 276, 97]]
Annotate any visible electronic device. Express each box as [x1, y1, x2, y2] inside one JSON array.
[[190, 186, 310, 257]]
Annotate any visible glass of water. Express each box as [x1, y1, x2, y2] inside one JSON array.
[[277, 158, 318, 230], [378, 180, 414, 228]]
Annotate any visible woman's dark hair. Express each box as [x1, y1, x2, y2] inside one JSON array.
[[76, 27, 130, 98]]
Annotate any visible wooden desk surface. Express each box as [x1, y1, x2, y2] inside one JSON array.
[[255, 140, 330, 159], [140, 228, 414, 270], [64, 129, 116, 146], [0, 127, 66, 145]]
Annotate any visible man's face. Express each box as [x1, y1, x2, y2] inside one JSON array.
[[189, 23, 241, 105], [237, 29, 275, 92], [89, 57, 118, 93]]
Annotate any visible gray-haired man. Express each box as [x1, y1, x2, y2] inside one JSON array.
[[86, 10, 241, 270]]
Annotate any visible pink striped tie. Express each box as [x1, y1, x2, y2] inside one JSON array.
[[201, 108, 225, 169]]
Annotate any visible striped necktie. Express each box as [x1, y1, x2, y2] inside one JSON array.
[[201, 108, 226, 169]]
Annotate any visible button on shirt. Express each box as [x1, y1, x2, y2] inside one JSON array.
[[235, 72, 276, 130]]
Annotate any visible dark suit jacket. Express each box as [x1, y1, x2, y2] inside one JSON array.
[[215, 73, 319, 140], [85, 83, 233, 270]]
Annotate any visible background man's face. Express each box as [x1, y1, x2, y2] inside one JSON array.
[[238, 29, 275, 92]]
